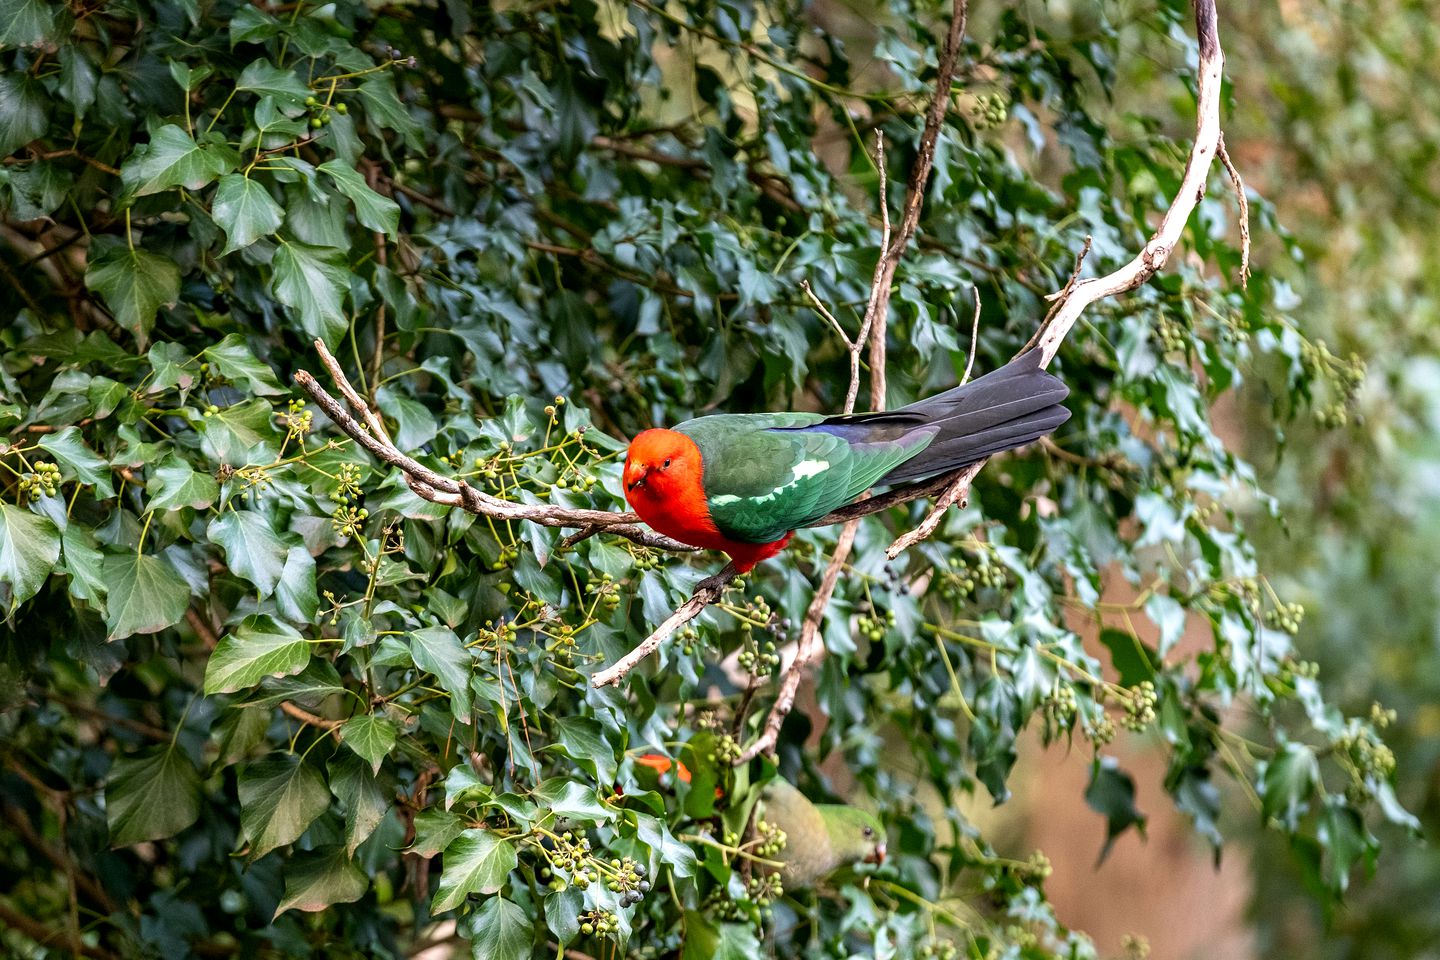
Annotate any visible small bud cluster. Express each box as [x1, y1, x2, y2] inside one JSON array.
[[855, 607, 895, 643], [1122, 680, 1157, 731], [1302, 339, 1365, 429], [754, 818, 787, 857], [746, 871, 784, 906], [1370, 702, 1397, 729], [1278, 657, 1320, 684], [631, 547, 662, 571], [1337, 725, 1397, 784], [706, 733, 742, 764], [1156, 317, 1188, 354], [17, 461, 61, 501], [577, 908, 618, 938], [1263, 600, 1305, 635], [968, 91, 1009, 130], [918, 939, 959, 960], [331, 504, 369, 539], [547, 831, 597, 887], [490, 544, 520, 570], [333, 462, 363, 502], [585, 572, 621, 608], [1083, 711, 1116, 746], [1043, 684, 1078, 728], [281, 398, 313, 438], [604, 856, 651, 906], [737, 635, 780, 677], [1025, 850, 1053, 880]]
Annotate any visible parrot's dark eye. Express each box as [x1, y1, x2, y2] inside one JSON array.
[[862, 826, 874, 839], [663, 458, 672, 468]]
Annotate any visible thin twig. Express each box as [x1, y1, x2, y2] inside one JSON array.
[[280, 701, 342, 739], [866, 0, 969, 409], [961, 285, 981, 386], [1216, 134, 1250, 288], [589, 564, 737, 687], [736, 519, 859, 762]]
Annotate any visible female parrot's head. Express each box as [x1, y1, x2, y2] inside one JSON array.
[[623, 428, 704, 512]]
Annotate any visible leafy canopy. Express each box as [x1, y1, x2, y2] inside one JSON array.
[[0, 0, 1411, 957]]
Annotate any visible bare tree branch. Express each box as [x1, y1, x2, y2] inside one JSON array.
[[589, 564, 737, 688], [294, 348, 691, 553], [886, 0, 1229, 558]]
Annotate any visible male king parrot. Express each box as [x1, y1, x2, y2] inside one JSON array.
[[623, 349, 1068, 571]]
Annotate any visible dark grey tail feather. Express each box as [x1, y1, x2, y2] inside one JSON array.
[[880, 405, 1070, 484], [871, 349, 1068, 484], [785, 348, 1069, 483]]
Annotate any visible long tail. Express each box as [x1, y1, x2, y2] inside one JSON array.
[[881, 348, 1068, 483], [812, 349, 1069, 485]]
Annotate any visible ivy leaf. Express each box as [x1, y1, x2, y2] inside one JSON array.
[[271, 240, 350, 346], [340, 714, 397, 774], [84, 246, 182, 345], [410, 625, 472, 723], [1317, 797, 1378, 894], [319, 159, 400, 237], [106, 745, 202, 846], [634, 812, 699, 878], [147, 456, 220, 512], [0, 502, 61, 612], [0, 74, 46, 156], [237, 756, 330, 860], [431, 829, 518, 913], [276, 546, 318, 624], [197, 398, 280, 465], [0, 0, 58, 47], [212, 174, 285, 255], [236, 61, 313, 106], [38, 426, 115, 497], [119, 124, 239, 196], [466, 897, 530, 960], [1085, 757, 1146, 861], [204, 334, 285, 395], [60, 524, 107, 605], [273, 845, 368, 918], [411, 807, 467, 858], [1145, 592, 1187, 656], [531, 778, 616, 823], [553, 716, 616, 784], [208, 510, 289, 596], [329, 753, 392, 856], [205, 614, 309, 694], [356, 75, 424, 147], [1259, 741, 1320, 832], [682, 911, 763, 960], [102, 552, 190, 640]]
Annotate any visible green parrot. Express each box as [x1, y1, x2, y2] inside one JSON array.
[[759, 776, 887, 886]]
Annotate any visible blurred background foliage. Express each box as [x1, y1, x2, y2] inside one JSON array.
[[0, 0, 1434, 958]]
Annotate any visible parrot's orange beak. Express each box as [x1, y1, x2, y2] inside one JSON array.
[[865, 841, 887, 865], [624, 462, 650, 493]]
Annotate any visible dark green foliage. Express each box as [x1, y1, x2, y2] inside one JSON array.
[[0, 0, 1413, 957]]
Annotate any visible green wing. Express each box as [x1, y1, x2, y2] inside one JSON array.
[[674, 414, 930, 543]]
